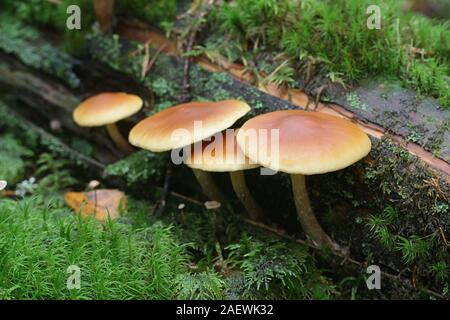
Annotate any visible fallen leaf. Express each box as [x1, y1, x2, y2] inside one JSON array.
[[64, 189, 126, 222]]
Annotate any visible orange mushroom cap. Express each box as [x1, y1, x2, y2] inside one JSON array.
[[236, 110, 371, 175], [129, 100, 250, 152], [73, 92, 143, 127]]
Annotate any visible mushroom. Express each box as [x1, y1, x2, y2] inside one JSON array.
[[73, 92, 143, 155], [237, 110, 371, 248], [187, 130, 263, 220], [128, 100, 251, 203]]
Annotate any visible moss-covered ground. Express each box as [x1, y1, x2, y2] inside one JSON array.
[[0, 124, 336, 300], [0, 0, 449, 300]]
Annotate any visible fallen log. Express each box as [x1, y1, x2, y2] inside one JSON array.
[[117, 19, 450, 178], [0, 20, 449, 297], [0, 98, 444, 299]]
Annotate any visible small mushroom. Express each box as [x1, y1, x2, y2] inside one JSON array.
[[129, 100, 251, 203], [205, 201, 221, 210], [88, 180, 100, 190], [187, 130, 263, 220], [237, 110, 371, 249], [73, 92, 143, 155]]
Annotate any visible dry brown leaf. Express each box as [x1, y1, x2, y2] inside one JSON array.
[[64, 189, 126, 222]]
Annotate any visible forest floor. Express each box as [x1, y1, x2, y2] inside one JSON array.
[[0, 131, 338, 300], [0, 0, 449, 300]]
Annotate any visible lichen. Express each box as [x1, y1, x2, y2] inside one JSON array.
[[346, 92, 369, 111], [0, 14, 80, 88], [105, 150, 166, 185], [0, 134, 32, 183], [0, 102, 89, 169], [361, 138, 449, 292]]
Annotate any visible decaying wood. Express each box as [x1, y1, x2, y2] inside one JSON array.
[[117, 19, 450, 180], [0, 51, 153, 164], [1, 101, 441, 298], [93, 0, 115, 33], [0, 23, 449, 298], [0, 102, 106, 172]]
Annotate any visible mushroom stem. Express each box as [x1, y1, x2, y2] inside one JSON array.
[[106, 123, 134, 155], [229, 171, 263, 220], [290, 174, 335, 248], [191, 168, 226, 204], [93, 0, 115, 33]]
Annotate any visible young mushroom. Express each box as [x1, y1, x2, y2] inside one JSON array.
[[187, 130, 263, 220], [237, 110, 371, 249], [128, 100, 251, 203], [73, 92, 143, 155]]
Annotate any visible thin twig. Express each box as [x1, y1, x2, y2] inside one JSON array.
[[142, 42, 168, 78], [155, 186, 444, 299], [242, 219, 444, 299], [169, 190, 204, 206], [179, 33, 195, 103], [177, 0, 216, 102], [152, 162, 173, 217]]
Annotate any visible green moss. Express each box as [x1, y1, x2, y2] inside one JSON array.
[[0, 134, 32, 184], [105, 150, 166, 185], [362, 137, 450, 289], [149, 77, 178, 99], [0, 196, 195, 299], [175, 270, 225, 300], [0, 14, 80, 87], [346, 92, 369, 111], [116, 0, 179, 28], [0, 0, 95, 56], [210, 0, 450, 108], [434, 203, 449, 215], [396, 235, 432, 265], [429, 120, 449, 157], [88, 32, 123, 70], [189, 68, 235, 101], [226, 234, 335, 299], [0, 102, 89, 170], [0, 103, 40, 147], [431, 261, 449, 283], [157, 208, 337, 299], [405, 123, 426, 143], [366, 206, 398, 250], [0, 191, 340, 300], [210, 71, 234, 86], [406, 58, 450, 106]]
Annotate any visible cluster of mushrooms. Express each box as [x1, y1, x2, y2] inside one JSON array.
[[73, 92, 371, 250]]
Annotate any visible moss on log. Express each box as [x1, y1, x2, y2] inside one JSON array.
[[0, 20, 448, 297]]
